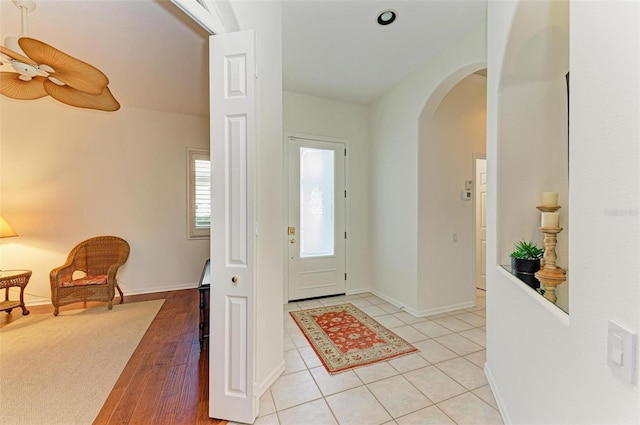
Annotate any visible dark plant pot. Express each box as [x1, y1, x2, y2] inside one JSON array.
[[511, 257, 541, 275], [518, 272, 540, 290]]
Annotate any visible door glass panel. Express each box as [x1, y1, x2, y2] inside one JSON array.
[[300, 147, 334, 258]]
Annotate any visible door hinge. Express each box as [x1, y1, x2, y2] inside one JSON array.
[[344, 190, 347, 198], [255, 64, 259, 79], [344, 148, 347, 156], [344, 231, 347, 239], [345, 273, 347, 280]]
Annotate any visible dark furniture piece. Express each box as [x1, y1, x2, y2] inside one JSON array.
[[50, 236, 130, 316], [503, 264, 541, 290], [198, 259, 211, 350], [0, 269, 32, 315]]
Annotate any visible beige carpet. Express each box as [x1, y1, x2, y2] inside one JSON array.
[[0, 300, 164, 425]]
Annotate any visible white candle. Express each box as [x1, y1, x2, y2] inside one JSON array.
[[542, 192, 559, 207], [541, 212, 559, 228]]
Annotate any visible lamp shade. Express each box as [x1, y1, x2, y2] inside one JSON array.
[[0, 215, 18, 238]]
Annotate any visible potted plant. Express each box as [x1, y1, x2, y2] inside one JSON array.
[[510, 240, 544, 274]]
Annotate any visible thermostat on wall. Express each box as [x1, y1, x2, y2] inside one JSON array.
[[460, 190, 472, 201]]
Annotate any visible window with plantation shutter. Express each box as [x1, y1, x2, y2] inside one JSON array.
[[188, 148, 211, 238]]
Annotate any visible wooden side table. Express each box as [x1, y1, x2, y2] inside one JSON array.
[[0, 270, 32, 315]]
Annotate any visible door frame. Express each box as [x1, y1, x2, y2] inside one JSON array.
[[283, 132, 349, 303], [472, 153, 487, 292]]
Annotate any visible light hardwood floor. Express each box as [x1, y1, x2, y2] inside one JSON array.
[[0, 289, 226, 425]]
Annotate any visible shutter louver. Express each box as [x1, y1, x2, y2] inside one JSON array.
[[194, 159, 211, 229]]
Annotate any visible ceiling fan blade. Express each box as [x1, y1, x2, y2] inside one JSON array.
[[44, 79, 120, 112], [0, 72, 48, 99], [0, 45, 38, 66], [19, 37, 109, 95]]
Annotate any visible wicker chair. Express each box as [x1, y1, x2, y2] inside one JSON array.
[[50, 236, 130, 316]]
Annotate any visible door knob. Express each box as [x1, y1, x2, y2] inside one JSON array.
[[231, 276, 238, 284], [289, 238, 296, 244]]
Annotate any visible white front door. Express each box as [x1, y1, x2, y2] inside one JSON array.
[[287, 135, 346, 301], [475, 157, 487, 290], [210, 30, 257, 424]]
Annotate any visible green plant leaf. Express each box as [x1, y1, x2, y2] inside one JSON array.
[[510, 240, 544, 259]]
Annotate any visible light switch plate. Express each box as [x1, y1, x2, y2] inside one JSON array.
[[607, 320, 637, 384]]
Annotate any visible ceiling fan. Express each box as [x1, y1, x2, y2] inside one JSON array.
[[0, 0, 119, 112]]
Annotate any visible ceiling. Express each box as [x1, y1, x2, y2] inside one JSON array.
[[0, 0, 210, 116], [0, 0, 486, 116], [283, 1, 486, 104]]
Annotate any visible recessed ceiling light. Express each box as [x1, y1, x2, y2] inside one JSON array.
[[377, 9, 397, 26]]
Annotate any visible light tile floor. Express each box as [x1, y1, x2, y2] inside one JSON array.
[[245, 290, 503, 425]]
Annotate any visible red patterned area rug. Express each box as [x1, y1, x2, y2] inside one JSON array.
[[290, 303, 418, 374]]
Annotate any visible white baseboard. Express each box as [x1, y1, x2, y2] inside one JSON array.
[[346, 287, 370, 296], [256, 360, 285, 398], [120, 282, 198, 296], [413, 300, 477, 317], [22, 296, 53, 307], [368, 289, 405, 308], [24, 282, 199, 307], [368, 289, 476, 317], [485, 362, 511, 425], [368, 289, 423, 317]]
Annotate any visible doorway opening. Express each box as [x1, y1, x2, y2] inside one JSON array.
[[418, 68, 487, 312], [474, 155, 487, 291]]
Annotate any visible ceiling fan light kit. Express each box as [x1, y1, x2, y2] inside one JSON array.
[[0, 0, 120, 111]]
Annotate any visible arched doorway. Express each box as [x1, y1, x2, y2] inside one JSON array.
[[416, 65, 487, 313]]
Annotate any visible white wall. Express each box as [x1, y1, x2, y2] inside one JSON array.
[[486, 1, 640, 423], [369, 22, 486, 312], [231, 0, 285, 397], [0, 100, 210, 304], [283, 91, 370, 294], [498, 78, 570, 310], [418, 74, 486, 314], [497, 0, 570, 311]]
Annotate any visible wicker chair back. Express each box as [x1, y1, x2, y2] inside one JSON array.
[[50, 236, 130, 316]]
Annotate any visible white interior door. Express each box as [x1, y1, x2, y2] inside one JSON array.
[[287, 135, 346, 301], [475, 157, 487, 290], [210, 30, 257, 424]]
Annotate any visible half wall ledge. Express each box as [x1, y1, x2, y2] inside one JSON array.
[[496, 266, 570, 325]]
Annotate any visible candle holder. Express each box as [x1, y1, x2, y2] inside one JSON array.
[[536, 205, 561, 213], [534, 226, 566, 304]]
